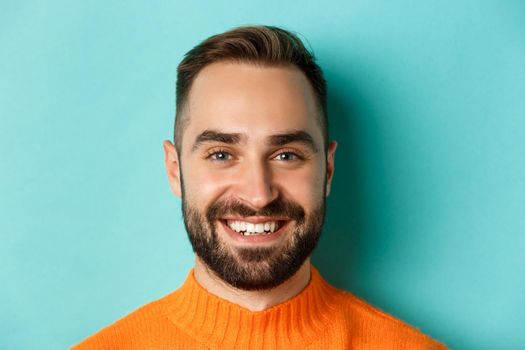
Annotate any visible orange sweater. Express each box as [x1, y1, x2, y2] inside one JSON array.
[[72, 267, 447, 349]]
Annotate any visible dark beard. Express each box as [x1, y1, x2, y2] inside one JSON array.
[[181, 195, 326, 291]]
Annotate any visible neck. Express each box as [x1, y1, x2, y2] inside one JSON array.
[[193, 257, 311, 311]]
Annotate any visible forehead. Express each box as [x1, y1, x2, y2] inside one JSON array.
[[182, 61, 322, 149]]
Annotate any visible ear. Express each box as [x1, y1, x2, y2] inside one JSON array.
[[163, 140, 182, 197], [325, 141, 337, 197]]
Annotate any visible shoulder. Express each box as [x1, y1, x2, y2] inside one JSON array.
[[70, 290, 188, 350], [325, 285, 448, 349]]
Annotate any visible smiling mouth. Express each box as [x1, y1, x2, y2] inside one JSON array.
[[220, 219, 287, 236]]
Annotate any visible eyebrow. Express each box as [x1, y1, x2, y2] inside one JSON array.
[[191, 129, 319, 153], [267, 131, 319, 153], [192, 130, 244, 151]]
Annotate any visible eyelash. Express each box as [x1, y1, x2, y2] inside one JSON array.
[[205, 148, 233, 161], [272, 149, 305, 161], [204, 148, 305, 162]]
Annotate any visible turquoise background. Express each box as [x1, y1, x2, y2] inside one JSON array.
[[1, 1, 524, 349]]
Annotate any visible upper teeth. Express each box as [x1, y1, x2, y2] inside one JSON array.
[[227, 220, 278, 235]]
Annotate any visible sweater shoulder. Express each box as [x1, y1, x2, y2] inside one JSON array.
[[325, 285, 448, 349], [332, 287, 415, 328], [70, 290, 185, 350]]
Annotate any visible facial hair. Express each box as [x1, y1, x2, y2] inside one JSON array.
[[181, 193, 326, 291]]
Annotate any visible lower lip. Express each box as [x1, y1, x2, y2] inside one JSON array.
[[220, 220, 290, 244]]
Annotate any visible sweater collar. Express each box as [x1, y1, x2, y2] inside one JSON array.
[[165, 265, 340, 349]]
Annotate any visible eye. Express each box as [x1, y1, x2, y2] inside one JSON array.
[[207, 150, 233, 161], [273, 151, 301, 161]]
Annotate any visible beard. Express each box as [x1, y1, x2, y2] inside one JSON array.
[[181, 190, 326, 291]]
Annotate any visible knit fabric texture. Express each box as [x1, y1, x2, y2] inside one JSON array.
[[72, 266, 447, 349]]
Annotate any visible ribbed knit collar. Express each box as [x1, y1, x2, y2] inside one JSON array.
[[165, 266, 340, 349]]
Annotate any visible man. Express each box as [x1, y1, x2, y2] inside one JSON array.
[[72, 25, 447, 349]]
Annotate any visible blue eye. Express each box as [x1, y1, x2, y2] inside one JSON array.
[[275, 152, 299, 161], [209, 151, 232, 161]]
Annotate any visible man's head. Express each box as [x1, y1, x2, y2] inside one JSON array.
[[163, 25, 337, 291]]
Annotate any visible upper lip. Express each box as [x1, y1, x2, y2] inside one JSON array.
[[220, 216, 289, 224]]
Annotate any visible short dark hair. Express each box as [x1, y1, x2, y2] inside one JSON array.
[[174, 25, 328, 153]]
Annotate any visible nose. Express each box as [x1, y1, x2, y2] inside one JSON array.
[[234, 158, 278, 209]]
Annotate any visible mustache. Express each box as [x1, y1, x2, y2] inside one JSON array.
[[206, 197, 305, 223]]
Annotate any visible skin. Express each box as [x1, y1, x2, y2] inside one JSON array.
[[163, 61, 337, 311]]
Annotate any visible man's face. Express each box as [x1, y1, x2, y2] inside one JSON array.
[[164, 62, 336, 290]]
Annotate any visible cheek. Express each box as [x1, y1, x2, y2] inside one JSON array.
[[275, 165, 325, 205], [183, 165, 231, 203]]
